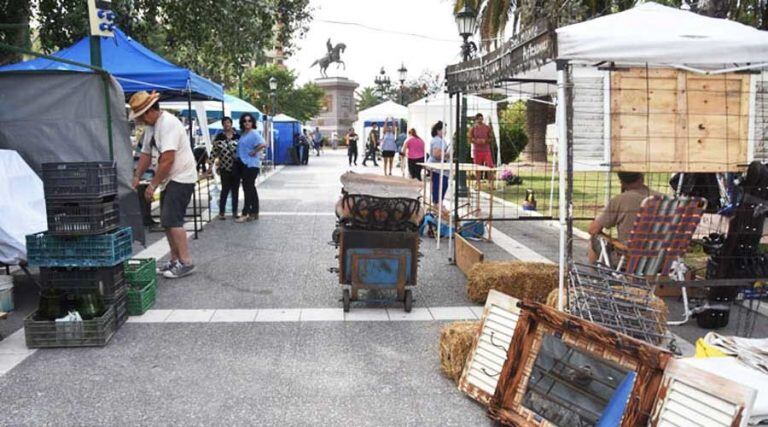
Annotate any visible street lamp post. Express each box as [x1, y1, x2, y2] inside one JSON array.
[[374, 67, 391, 98], [397, 63, 408, 105], [268, 76, 278, 169], [453, 5, 477, 208], [455, 5, 477, 62]]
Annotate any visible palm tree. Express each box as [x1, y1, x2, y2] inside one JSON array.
[[355, 87, 382, 112]]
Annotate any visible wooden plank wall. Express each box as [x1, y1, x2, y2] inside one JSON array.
[[611, 68, 750, 172]]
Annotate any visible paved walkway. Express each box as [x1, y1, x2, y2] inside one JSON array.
[[0, 151, 492, 426], [0, 150, 764, 425]]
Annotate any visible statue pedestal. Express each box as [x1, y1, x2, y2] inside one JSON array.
[[309, 77, 359, 140]]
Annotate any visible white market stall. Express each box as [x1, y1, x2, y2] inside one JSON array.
[[445, 2, 768, 309], [408, 93, 503, 166], [353, 100, 408, 154]]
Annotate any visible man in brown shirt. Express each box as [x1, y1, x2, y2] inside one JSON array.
[[588, 172, 662, 264]]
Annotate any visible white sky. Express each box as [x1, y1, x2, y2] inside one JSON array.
[[286, 0, 463, 89]]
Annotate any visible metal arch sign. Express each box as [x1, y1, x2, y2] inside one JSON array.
[[445, 20, 556, 94]]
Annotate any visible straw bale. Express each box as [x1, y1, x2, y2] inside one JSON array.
[[439, 321, 481, 383], [545, 288, 560, 308], [466, 261, 558, 304]]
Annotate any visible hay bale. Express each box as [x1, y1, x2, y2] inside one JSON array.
[[467, 261, 559, 304], [545, 288, 560, 308], [439, 320, 481, 383]]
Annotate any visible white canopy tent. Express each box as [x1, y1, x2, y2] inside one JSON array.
[[445, 2, 768, 310], [557, 2, 768, 67], [353, 100, 408, 153], [408, 93, 505, 165]]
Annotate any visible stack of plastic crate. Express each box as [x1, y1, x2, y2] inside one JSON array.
[[24, 162, 132, 348]]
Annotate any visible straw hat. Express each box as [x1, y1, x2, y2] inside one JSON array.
[[128, 91, 160, 120]]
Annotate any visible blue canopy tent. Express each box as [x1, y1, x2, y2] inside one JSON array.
[[272, 114, 302, 165], [0, 29, 224, 240], [0, 29, 223, 101]]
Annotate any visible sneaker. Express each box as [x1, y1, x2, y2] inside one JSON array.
[[163, 262, 196, 279], [157, 260, 178, 274], [218, 214, 226, 220], [235, 216, 249, 223]]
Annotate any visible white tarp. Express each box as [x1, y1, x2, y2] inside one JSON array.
[[0, 150, 47, 264], [408, 93, 502, 164], [557, 2, 768, 66]]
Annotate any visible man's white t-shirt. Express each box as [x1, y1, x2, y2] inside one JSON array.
[[141, 111, 197, 189]]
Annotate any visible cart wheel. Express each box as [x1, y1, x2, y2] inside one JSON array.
[[343, 289, 351, 312], [404, 290, 413, 313]]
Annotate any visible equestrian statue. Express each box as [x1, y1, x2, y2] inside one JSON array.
[[311, 39, 346, 78]]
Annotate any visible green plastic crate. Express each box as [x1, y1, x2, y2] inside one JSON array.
[[124, 258, 156, 285], [127, 278, 156, 316]]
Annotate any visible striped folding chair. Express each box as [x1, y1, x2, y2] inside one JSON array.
[[597, 195, 707, 324]]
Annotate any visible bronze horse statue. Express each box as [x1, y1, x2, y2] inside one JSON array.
[[311, 39, 346, 78]]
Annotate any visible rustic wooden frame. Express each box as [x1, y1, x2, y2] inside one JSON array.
[[488, 302, 672, 426], [459, 290, 521, 406]]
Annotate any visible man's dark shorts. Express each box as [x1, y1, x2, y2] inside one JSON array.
[[160, 181, 194, 228]]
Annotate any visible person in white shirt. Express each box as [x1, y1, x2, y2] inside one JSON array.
[[130, 91, 197, 279]]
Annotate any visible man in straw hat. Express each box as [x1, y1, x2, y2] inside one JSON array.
[[130, 91, 197, 279]]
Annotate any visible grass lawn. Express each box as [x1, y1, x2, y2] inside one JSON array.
[[491, 167, 673, 232]]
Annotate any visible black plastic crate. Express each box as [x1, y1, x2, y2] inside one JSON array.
[[24, 304, 116, 348], [105, 286, 128, 329], [39, 265, 125, 299], [46, 198, 120, 236], [42, 162, 117, 201]]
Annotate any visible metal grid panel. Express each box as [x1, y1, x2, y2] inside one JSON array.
[[569, 263, 668, 347]]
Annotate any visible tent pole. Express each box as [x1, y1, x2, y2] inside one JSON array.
[[101, 74, 114, 161], [556, 60, 569, 311], [454, 93, 461, 242], [188, 87, 199, 240]]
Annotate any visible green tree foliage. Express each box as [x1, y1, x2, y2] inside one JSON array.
[[0, 0, 32, 65], [241, 64, 322, 122], [498, 101, 528, 164], [360, 70, 443, 109], [33, 0, 312, 88], [355, 86, 381, 112], [275, 0, 312, 57]]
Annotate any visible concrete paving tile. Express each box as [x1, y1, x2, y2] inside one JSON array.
[[165, 309, 215, 323], [0, 353, 34, 376], [126, 309, 173, 323], [469, 306, 485, 319], [387, 307, 434, 321], [255, 308, 301, 322], [210, 309, 259, 322], [429, 306, 478, 320], [344, 308, 390, 321], [0, 330, 34, 355], [300, 308, 344, 321]]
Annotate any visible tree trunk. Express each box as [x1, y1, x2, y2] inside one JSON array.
[[0, 0, 31, 66], [521, 96, 555, 163], [697, 0, 730, 18]]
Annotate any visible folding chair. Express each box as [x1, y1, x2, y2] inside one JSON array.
[[597, 195, 707, 325]]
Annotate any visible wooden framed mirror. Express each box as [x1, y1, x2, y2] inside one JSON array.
[[488, 302, 673, 426]]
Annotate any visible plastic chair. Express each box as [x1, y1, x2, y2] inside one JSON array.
[[597, 195, 707, 325]]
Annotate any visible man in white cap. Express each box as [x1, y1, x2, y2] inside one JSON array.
[[129, 91, 197, 279]]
